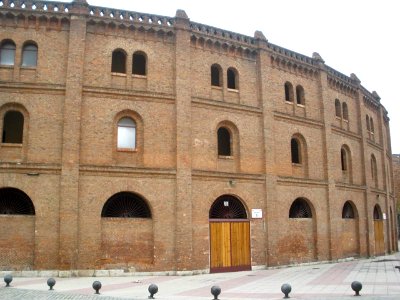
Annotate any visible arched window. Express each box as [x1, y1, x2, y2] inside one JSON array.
[[111, 49, 126, 73], [289, 198, 312, 218], [341, 148, 348, 171], [209, 195, 247, 219], [291, 138, 301, 164], [284, 82, 294, 102], [218, 127, 231, 156], [132, 51, 146, 76], [0, 188, 35, 215], [101, 192, 151, 218], [117, 117, 136, 150], [342, 201, 355, 219], [296, 85, 305, 105], [227, 67, 238, 89], [366, 115, 371, 132], [335, 99, 341, 118], [370, 118, 374, 135], [211, 64, 222, 87], [371, 154, 378, 186], [342, 102, 348, 121], [0, 40, 16, 65], [2, 111, 24, 144], [21, 43, 38, 67], [373, 204, 382, 220]]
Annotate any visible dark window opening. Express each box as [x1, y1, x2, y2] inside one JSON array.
[[289, 198, 312, 218], [111, 50, 126, 73], [211, 64, 221, 87], [209, 195, 247, 219], [101, 192, 151, 218], [227, 68, 237, 89], [373, 205, 382, 220], [218, 127, 231, 156], [132, 52, 146, 76], [0, 188, 35, 215], [342, 201, 355, 219], [284, 82, 294, 102], [366, 115, 370, 132], [341, 148, 347, 171], [2, 111, 24, 144], [291, 138, 300, 164], [296, 85, 305, 105], [335, 99, 341, 118], [342, 102, 348, 120]]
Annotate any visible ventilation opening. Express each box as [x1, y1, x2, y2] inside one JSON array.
[[101, 192, 151, 218], [289, 198, 312, 218], [0, 188, 35, 215], [209, 195, 247, 219], [342, 202, 355, 219]]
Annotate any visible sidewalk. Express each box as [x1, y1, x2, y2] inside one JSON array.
[[1, 252, 400, 300]]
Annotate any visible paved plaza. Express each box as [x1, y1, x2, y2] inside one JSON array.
[[1, 251, 400, 300]]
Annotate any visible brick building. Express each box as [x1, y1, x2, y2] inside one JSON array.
[[393, 154, 400, 213], [0, 0, 397, 273]]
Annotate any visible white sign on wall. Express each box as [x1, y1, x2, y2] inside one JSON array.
[[251, 209, 263, 219], [383, 213, 387, 220]]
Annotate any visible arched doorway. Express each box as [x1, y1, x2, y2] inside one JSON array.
[[100, 192, 154, 269], [373, 204, 385, 255], [209, 195, 251, 273], [0, 187, 35, 270], [341, 201, 360, 257]]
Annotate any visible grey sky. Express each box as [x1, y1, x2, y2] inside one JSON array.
[[57, 0, 400, 153]]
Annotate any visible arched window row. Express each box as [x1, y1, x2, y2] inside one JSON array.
[[0, 39, 38, 67], [335, 99, 349, 121], [111, 49, 147, 76], [284, 81, 305, 105], [211, 64, 239, 90], [365, 114, 375, 140]]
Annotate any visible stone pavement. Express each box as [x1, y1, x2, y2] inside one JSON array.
[[1, 252, 400, 300]]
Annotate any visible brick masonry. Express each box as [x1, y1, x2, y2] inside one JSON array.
[[0, 0, 397, 272]]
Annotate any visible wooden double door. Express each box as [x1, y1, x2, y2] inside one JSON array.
[[209, 220, 251, 273], [374, 220, 385, 255]]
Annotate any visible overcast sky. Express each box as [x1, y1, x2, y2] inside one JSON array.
[[58, 0, 400, 153]]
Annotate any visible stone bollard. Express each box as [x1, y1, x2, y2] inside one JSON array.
[[351, 281, 362, 296], [4, 274, 12, 287], [92, 280, 102, 294], [281, 283, 292, 298], [148, 283, 158, 299], [211, 285, 221, 300], [47, 278, 56, 290]]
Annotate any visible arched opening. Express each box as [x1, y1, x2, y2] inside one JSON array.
[[2, 110, 24, 144], [342, 102, 349, 121], [100, 192, 153, 269], [335, 99, 341, 118], [21, 42, 38, 67], [296, 85, 305, 105], [373, 204, 385, 255], [209, 195, 250, 273], [371, 154, 378, 188], [0, 187, 35, 270], [283, 198, 316, 264], [341, 201, 360, 258], [227, 67, 238, 89], [341, 148, 347, 171], [211, 64, 222, 87], [101, 192, 151, 218], [217, 127, 231, 156], [0, 40, 16, 65], [117, 117, 136, 150], [284, 81, 294, 102], [291, 138, 301, 164], [289, 198, 312, 218], [111, 49, 126, 73], [132, 51, 146, 76]]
